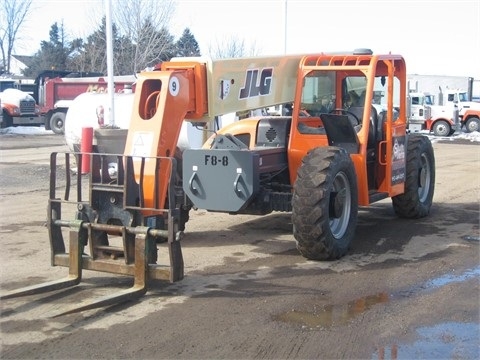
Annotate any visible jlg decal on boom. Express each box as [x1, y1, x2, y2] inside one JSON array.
[[239, 68, 273, 99]]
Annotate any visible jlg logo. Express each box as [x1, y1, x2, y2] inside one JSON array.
[[239, 68, 273, 99]]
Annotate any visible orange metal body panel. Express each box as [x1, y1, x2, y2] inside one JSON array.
[[123, 63, 208, 212]]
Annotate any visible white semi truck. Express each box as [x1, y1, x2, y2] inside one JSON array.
[[406, 91, 458, 136], [439, 89, 480, 133]]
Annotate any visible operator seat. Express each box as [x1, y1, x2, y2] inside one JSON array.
[[346, 106, 364, 129], [347, 106, 378, 149]]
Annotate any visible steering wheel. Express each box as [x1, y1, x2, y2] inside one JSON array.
[[329, 108, 361, 127]]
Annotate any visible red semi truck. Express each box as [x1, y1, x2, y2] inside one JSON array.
[[29, 71, 136, 134]]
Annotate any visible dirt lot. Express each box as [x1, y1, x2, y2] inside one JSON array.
[[0, 132, 479, 359]]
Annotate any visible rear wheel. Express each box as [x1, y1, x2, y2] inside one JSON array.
[[50, 112, 66, 134], [392, 135, 435, 218], [292, 147, 358, 260], [432, 120, 450, 137], [465, 117, 479, 133]]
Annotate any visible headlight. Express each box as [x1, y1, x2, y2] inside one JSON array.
[[12, 107, 20, 115]]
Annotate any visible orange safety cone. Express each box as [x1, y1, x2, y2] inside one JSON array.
[[81, 127, 93, 174]]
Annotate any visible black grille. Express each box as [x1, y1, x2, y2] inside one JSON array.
[[265, 127, 278, 142], [20, 100, 36, 114]]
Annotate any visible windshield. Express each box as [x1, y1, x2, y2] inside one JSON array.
[[344, 76, 367, 108], [424, 95, 434, 105], [300, 70, 336, 115], [300, 71, 372, 115], [458, 92, 469, 102], [299, 71, 401, 117], [0, 81, 16, 92]]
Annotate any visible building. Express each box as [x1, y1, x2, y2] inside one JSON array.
[[407, 74, 479, 102], [1, 55, 34, 76]]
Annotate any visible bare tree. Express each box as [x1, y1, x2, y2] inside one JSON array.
[[0, 0, 32, 74], [112, 0, 176, 71], [207, 35, 260, 59]]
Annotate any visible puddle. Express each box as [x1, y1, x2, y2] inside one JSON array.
[[462, 234, 480, 242], [424, 266, 480, 289], [274, 292, 389, 329], [274, 267, 479, 330], [372, 322, 479, 359]]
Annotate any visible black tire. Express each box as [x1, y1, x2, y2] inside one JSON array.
[[50, 112, 66, 134], [292, 147, 358, 260], [2, 113, 13, 128], [465, 117, 479, 133], [392, 135, 435, 218], [432, 120, 450, 137]]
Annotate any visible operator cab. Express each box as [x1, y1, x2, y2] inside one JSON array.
[[294, 70, 393, 151], [289, 54, 406, 202]]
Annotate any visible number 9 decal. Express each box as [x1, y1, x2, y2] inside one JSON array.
[[169, 76, 180, 96]]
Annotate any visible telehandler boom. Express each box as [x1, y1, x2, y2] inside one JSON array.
[[1, 50, 435, 316]]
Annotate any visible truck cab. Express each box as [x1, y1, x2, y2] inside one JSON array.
[[0, 79, 41, 128], [407, 92, 433, 124], [406, 90, 458, 136], [442, 90, 480, 132], [443, 89, 480, 112]]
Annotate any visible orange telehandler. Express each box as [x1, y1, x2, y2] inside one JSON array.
[[1, 49, 435, 316]]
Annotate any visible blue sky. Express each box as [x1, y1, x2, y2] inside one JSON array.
[[18, 0, 480, 78]]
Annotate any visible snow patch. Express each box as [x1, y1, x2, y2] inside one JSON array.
[[0, 126, 53, 135], [421, 129, 480, 143]]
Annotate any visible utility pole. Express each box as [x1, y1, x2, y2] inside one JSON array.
[[284, 0, 288, 54], [105, 0, 115, 126]]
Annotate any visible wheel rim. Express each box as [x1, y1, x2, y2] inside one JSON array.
[[418, 153, 431, 202], [467, 119, 479, 132], [329, 171, 351, 238], [435, 123, 448, 136]]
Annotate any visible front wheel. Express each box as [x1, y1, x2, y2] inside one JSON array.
[[392, 135, 435, 218], [432, 120, 451, 137], [292, 147, 358, 260], [50, 112, 66, 134], [465, 117, 480, 133], [1, 113, 13, 128]]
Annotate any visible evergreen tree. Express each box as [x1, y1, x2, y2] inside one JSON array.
[[175, 28, 201, 57], [22, 22, 70, 77], [155, 26, 176, 62]]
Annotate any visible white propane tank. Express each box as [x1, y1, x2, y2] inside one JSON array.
[[64, 92, 206, 154]]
